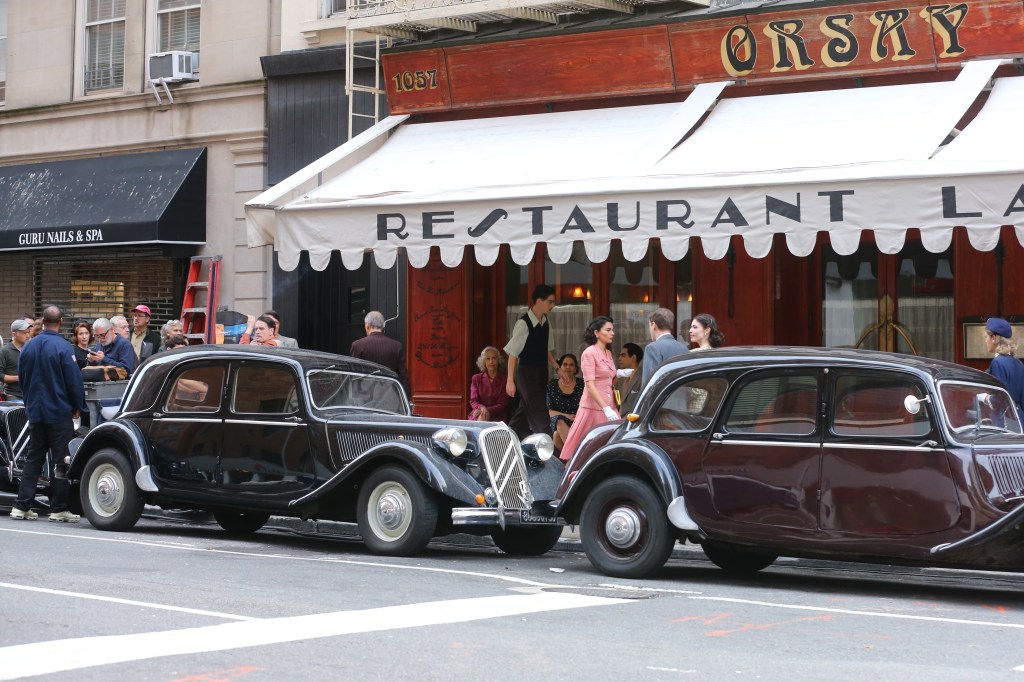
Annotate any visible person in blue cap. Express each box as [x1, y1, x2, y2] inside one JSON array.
[[984, 317, 1024, 414]]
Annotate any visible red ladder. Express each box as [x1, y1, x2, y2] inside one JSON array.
[[180, 256, 221, 344]]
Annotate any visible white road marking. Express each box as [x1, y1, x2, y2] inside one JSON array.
[[1014, 663, 1024, 672], [0, 591, 630, 680], [0, 582, 255, 621], [599, 583, 703, 595], [690, 595, 1024, 630]]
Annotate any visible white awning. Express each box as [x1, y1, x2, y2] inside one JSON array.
[[245, 59, 1023, 271]]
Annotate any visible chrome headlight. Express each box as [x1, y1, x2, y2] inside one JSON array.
[[521, 433, 554, 462], [432, 427, 468, 457]]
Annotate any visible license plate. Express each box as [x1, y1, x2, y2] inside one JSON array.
[[520, 510, 558, 524]]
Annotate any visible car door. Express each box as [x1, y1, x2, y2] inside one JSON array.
[[704, 369, 823, 530], [218, 360, 316, 499], [148, 362, 226, 492], [820, 369, 959, 535]]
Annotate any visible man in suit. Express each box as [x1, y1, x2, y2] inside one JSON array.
[[641, 307, 689, 388], [350, 311, 409, 393]]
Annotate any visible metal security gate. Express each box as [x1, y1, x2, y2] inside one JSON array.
[[0, 249, 183, 338]]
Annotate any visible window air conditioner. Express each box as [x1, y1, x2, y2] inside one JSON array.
[[148, 51, 198, 83]]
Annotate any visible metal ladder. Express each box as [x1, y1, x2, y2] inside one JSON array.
[[344, 29, 389, 139], [180, 256, 221, 344]]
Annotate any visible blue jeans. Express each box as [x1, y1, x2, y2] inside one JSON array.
[[14, 420, 73, 513]]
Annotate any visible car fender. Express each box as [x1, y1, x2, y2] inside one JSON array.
[[67, 420, 149, 480], [555, 440, 682, 522], [290, 441, 483, 511]]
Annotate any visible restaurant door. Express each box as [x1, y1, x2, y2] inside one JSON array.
[[821, 241, 954, 362]]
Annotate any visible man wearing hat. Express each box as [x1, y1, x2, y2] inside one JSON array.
[[0, 319, 34, 400], [984, 317, 1024, 413], [130, 304, 161, 363]]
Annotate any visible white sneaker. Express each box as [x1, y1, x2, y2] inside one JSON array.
[[48, 511, 80, 523], [10, 508, 38, 520]]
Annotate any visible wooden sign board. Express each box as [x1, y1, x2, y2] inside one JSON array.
[[383, 0, 1024, 114]]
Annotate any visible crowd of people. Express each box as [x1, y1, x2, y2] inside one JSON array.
[[468, 284, 727, 461]]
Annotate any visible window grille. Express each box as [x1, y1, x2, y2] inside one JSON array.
[[0, 249, 179, 339], [85, 0, 126, 92], [157, 0, 200, 69]]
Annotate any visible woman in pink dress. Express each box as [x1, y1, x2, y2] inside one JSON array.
[[468, 346, 511, 422], [559, 316, 619, 462]]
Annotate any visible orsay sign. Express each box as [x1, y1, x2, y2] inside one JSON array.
[[720, 4, 970, 77]]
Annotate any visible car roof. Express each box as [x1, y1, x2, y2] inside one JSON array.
[[138, 344, 400, 380], [655, 346, 995, 384]]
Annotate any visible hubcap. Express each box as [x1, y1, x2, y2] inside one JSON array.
[[605, 505, 642, 549], [368, 481, 411, 541], [377, 490, 407, 532], [90, 464, 123, 517]]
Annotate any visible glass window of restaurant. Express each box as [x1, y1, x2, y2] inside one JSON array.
[[822, 241, 953, 361]]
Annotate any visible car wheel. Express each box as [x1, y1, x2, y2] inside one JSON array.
[[81, 448, 143, 532], [214, 511, 270, 535], [491, 525, 563, 556], [580, 475, 675, 579], [701, 541, 778, 573], [357, 465, 438, 556]]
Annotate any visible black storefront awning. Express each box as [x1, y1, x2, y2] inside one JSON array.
[[0, 147, 206, 251]]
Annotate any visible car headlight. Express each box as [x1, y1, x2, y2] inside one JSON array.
[[521, 433, 554, 462], [432, 427, 468, 457]]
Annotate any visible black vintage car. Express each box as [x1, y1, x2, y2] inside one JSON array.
[[68, 346, 564, 556], [554, 347, 1024, 578]]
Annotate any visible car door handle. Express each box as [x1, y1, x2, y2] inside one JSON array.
[[152, 412, 163, 418], [285, 416, 303, 423], [712, 432, 726, 441]]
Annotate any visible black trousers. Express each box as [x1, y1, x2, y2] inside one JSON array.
[[15, 420, 73, 513], [509, 363, 551, 438]]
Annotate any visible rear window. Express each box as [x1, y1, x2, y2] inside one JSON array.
[[650, 376, 728, 432]]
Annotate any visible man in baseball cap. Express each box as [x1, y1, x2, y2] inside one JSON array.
[[130, 304, 161, 363], [1, 319, 33, 400]]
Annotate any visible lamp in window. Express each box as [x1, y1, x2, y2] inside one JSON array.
[[572, 286, 584, 299], [586, 289, 592, 300]]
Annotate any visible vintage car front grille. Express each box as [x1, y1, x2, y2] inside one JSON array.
[[479, 426, 532, 510], [989, 455, 1024, 498], [336, 431, 432, 462], [1, 406, 28, 450]]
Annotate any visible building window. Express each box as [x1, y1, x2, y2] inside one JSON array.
[[85, 0, 126, 92], [157, 0, 200, 69], [323, 0, 346, 17], [0, 0, 8, 103]]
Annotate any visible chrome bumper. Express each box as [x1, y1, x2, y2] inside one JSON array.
[[451, 507, 561, 527]]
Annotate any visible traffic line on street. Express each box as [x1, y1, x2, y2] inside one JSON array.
[[690, 595, 1024, 630], [0, 582, 255, 621], [0, 591, 631, 680]]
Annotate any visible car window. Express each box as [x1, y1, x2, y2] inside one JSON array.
[[165, 365, 224, 413], [940, 381, 1023, 433], [231, 364, 300, 415], [650, 376, 728, 432], [306, 370, 408, 414], [832, 374, 931, 437], [724, 373, 818, 436]]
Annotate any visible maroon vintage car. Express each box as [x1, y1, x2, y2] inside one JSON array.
[[552, 347, 1024, 578]]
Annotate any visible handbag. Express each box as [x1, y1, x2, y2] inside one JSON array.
[[82, 365, 127, 382]]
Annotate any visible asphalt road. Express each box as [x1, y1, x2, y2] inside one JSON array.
[[2, 511, 1024, 682]]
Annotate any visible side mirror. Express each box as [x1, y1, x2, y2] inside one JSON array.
[[904, 394, 931, 415]]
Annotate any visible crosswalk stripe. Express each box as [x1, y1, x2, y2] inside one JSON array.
[[0, 591, 629, 680]]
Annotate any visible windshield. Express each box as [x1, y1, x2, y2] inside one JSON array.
[[305, 369, 408, 415], [939, 382, 1023, 434]]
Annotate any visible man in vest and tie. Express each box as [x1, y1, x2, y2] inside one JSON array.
[[505, 284, 558, 438]]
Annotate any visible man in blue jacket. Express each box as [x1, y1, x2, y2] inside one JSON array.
[[87, 317, 137, 376], [11, 305, 87, 522]]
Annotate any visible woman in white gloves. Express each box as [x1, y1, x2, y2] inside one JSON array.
[[559, 316, 620, 462]]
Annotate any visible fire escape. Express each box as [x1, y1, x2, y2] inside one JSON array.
[[342, 0, 709, 137]]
